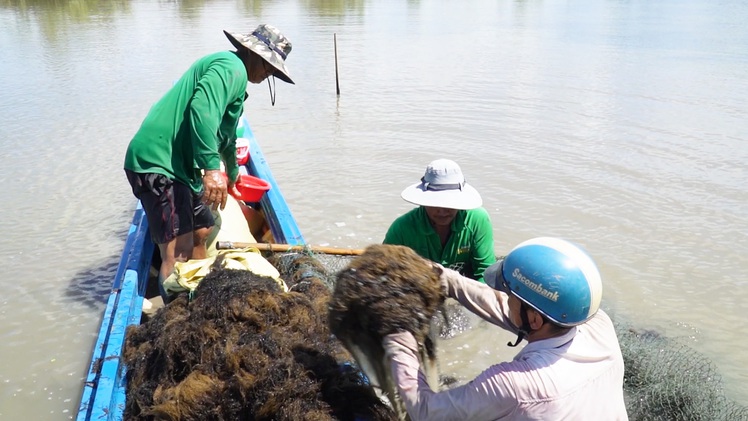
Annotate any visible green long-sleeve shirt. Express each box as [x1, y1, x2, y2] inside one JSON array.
[[124, 51, 246, 192], [383, 207, 497, 283]]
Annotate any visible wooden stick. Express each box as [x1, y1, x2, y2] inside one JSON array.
[[216, 241, 364, 256], [334, 33, 340, 96]]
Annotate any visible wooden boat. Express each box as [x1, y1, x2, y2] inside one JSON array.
[[76, 118, 304, 420]]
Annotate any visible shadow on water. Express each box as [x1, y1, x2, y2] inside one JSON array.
[[62, 227, 129, 311]]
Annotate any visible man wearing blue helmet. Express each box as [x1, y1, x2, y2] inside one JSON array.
[[383, 237, 628, 420]]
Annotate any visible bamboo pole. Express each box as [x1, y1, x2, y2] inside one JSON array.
[[216, 241, 364, 256], [334, 33, 340, 96]]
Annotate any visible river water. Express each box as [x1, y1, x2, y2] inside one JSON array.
[[1, 0, 747, 418]]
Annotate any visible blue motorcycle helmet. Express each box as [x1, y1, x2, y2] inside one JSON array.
[[484, 237, 603, 328]]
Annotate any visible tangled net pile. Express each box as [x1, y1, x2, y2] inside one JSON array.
[[618, 322, 748, 421], [269, 251, 354, 287], [123, 252, 396, 421], [271, 250, 470, 339]]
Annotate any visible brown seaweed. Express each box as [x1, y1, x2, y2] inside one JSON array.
[[328, 245, 445, 420], [123, 267, 396, 421]]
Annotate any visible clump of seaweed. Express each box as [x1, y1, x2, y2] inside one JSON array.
[[124, 266, 396, 421], [328, 244, 445, 420]]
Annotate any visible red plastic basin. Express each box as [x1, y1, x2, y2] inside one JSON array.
[[219, 172, 271, 202], [234, 174, 271, 202]]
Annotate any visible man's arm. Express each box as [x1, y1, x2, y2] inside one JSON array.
[[189, 62, 244, 209], [383, 213, 408, 245], [384, 331, 514, 421], [218, 95, 244, 184], [190, 66, 235, 172], [469, 208, 497, 283], [439, 267, 517, 333]]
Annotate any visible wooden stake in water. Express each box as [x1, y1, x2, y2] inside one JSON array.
[[334, 33, 341, 96]]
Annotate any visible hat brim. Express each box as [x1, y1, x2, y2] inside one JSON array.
[[400, 182, 482, 210], [483, 260, 508, 292], [224, 30, 294, 84]]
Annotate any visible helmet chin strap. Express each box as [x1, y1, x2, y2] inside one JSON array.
[[507, 302, 532, 347]]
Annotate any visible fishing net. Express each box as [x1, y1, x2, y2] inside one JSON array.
[[264, 248, 748, 421], [266, 250, 355, 288], [616, 321, 748, 421], [265, 249, 472, 339]]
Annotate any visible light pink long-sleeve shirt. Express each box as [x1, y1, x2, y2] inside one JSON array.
[[383, 268, 628, 421]]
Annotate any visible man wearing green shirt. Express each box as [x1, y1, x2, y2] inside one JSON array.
[[124, 24, 294, 291], [383, 159, 496, 283]]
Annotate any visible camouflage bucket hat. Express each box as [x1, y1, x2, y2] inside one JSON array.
[[224, 24, 294, 84]]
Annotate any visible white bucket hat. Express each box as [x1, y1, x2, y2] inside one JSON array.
[[400, 159, 482, 210], [223, 24, 294, 84]]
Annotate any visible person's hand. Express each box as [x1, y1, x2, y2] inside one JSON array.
[[202, 170, 227, 211], [227, 177, 241, 200], [430, 261, 449, 294]]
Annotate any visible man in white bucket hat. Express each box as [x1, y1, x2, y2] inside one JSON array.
[[383, 159, 496, 283], [124, 24, 295, 298]]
